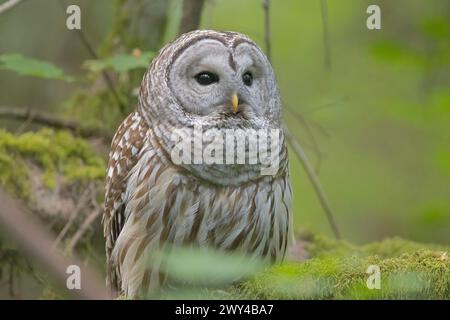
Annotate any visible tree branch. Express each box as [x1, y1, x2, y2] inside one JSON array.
[[320, 0, 332, 69], [262, 0, 272, 61], [0, 106, 113, 140], [74, 28, 127, 116], [0, 188, 113, 299], [284, 101, 326, 174], [66, 208, 101, 254], [53, 186, 92, 248], [283, 126, 341, 239], [178, 0, 206, 35], [261, 1, 340, 238], [0, 0, 25, 15], [58, 0, 127, 116]]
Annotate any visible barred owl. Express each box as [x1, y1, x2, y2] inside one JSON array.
[[103, 30, 292, 298]]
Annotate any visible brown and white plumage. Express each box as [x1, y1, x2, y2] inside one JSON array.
[[103, 30, 292, 298]]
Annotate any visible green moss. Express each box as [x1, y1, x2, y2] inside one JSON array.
[[361, 237, 448, 257], [0, 152, 30, 198], [0, 129, 105, 199], [241, 236, 449, 299], [303, 233, 358, 257], [61, 89, 125, 132], [304, 233, 448, 259], [39, 282, 66, 300]]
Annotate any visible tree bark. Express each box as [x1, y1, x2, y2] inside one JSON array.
[[179, 0, 206, 35]]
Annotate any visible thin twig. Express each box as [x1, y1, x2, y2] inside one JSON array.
[[283, 102, 332, 139], [0, 0, 24, 15], [74, 29, 127, 115], [53, 186, 92, 248], [306, 118, 331, 139], [0, 188, 113, 299], [66, 208, 101, 254], [284, 96, 349, 141], [262, 0, 272, 61], [284, 103, 325, 173], [58, 0, 127, 115], [0, 106, 113, 140], [298, 96, 347, 116], [262, 0, 339, 237], [66, 185, 100, 253], [14, 107, 34, 135], [8, 262, 16, 297], [283, 126, 341, 239], [320, 0, 332, 69]]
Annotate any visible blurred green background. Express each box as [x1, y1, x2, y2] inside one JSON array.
[[0, 0, 449, 245]]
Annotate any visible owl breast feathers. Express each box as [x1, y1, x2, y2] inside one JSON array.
[[102, 30, 292, 298]]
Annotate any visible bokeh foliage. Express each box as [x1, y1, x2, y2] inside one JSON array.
[[0, 0, 448, 299]]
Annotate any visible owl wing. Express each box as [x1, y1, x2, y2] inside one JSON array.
[[102, 111, 149, 290]]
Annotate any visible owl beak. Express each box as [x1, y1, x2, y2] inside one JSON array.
[[231, 93, 239, 113]]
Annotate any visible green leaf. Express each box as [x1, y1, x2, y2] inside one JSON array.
[[0, 54, 73, 81], [158, 246, 266, 286], [84, 51, 155, 73], [421, 18, 450, 40], [370, 41, 424, 67]]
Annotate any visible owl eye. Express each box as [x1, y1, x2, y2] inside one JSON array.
[[242, 71, 253, 86], [195, 71, 219, 85]]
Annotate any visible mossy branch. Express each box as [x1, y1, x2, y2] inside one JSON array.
[[0, 106, 113, 140], [241, 235, 450, 299]]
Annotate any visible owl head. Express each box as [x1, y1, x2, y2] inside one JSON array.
[[139, 30, 281, 130], [138, 30, 284, 185]]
